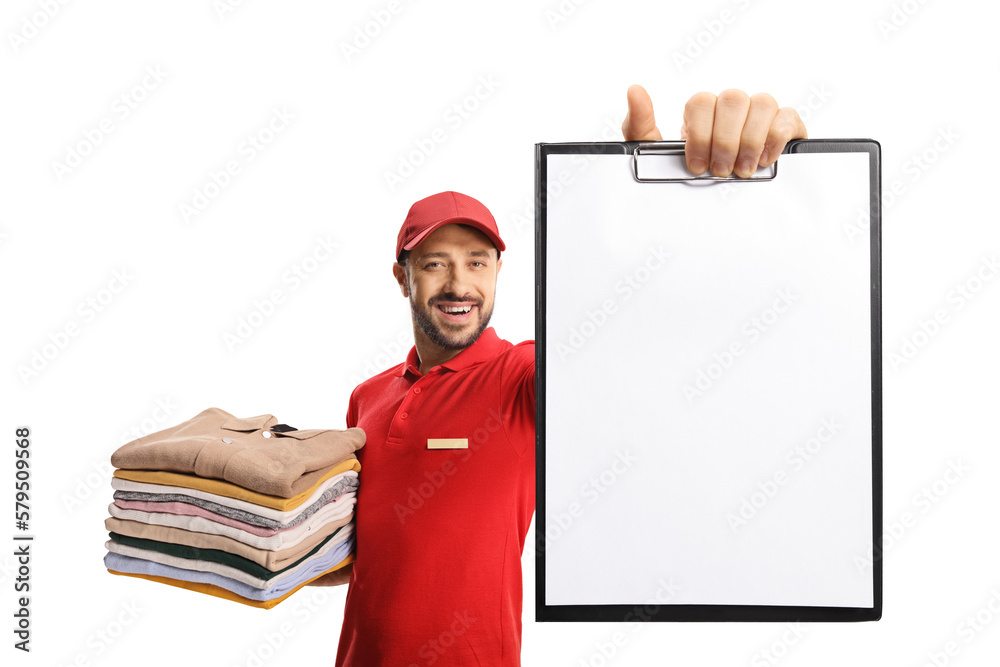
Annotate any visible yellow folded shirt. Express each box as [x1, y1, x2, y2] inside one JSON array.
[[113, 458, 361, 511], [107, 553, 355, 609]]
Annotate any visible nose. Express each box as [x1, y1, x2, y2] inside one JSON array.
[[441, 264, 475, 301]]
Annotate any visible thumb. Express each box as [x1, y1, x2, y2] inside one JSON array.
[[622, 84, 662, 141]]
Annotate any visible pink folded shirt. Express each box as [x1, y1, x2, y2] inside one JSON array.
[[113, 492, 356, 537]]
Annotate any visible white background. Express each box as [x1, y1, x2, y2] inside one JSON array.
[[1, 1, 998, 666]]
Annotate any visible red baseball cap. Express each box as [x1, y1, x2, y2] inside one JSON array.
[[396, 191, 505, 263]]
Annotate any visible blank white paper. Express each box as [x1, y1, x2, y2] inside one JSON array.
[[543, 150, 874, 608]]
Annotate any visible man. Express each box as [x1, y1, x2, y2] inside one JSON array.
[[316, 86, 807, 666]]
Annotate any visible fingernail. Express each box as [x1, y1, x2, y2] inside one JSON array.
[[736, 158, 753, 177], [711, 161, 729, 177], [760, 149, 770, 165], [690, 157, 707, 173]]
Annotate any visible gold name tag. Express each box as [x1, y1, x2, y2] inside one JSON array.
[[427, 438, 468, 450]]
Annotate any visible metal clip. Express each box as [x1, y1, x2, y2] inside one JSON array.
[[632, 142, 778, 182]]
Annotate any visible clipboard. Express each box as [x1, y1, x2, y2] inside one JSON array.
[[534, 139, 882, 622]]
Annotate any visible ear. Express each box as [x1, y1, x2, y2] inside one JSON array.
[[392, 262, 409, 298]]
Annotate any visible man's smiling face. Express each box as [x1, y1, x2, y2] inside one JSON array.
[[396, 223, 501, 351]]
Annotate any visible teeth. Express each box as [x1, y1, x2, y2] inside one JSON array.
[[440, 305, 472, 313]]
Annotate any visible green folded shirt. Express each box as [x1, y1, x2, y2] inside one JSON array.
[[108, 526, 345, 581]]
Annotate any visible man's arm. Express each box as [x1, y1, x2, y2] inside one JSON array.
[[622, 85, 808, 178]]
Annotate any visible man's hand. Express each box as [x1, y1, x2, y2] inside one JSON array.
[[309, 561, 353, 587], [622, 85, 807, 178]]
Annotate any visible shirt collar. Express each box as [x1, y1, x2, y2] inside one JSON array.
[[396, 327, 503, 378]]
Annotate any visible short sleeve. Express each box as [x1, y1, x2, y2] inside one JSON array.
[[346, 385, 359, 429], [502, 340, 536, 456]]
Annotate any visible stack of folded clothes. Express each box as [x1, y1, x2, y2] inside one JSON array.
[[103, 407, 365, 609]]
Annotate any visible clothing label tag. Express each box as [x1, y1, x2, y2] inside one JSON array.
[[427, 438, 469, 450]]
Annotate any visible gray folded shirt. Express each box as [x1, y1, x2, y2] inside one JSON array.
[[113, 475, 360, 530]]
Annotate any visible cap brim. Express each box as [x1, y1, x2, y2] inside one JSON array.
[[402, 219, 505, 254]]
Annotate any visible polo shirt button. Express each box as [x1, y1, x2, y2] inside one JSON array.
[[262, 431, 272, 438], [222, 438, 233, 444], [400, 412, 408, 419], [413, 387, 421, 394]]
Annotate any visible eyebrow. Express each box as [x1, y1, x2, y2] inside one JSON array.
[[416, 249, 493, 262]]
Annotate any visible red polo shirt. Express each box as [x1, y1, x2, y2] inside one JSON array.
[[335, 327, 535, 667]]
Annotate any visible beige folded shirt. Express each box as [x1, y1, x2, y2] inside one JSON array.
[[110, 407, 365, 498], [104, 513, 353, 571], [106, 495, 356, 550]]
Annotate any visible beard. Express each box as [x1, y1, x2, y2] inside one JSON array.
[[409, 291, 494, 351]]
